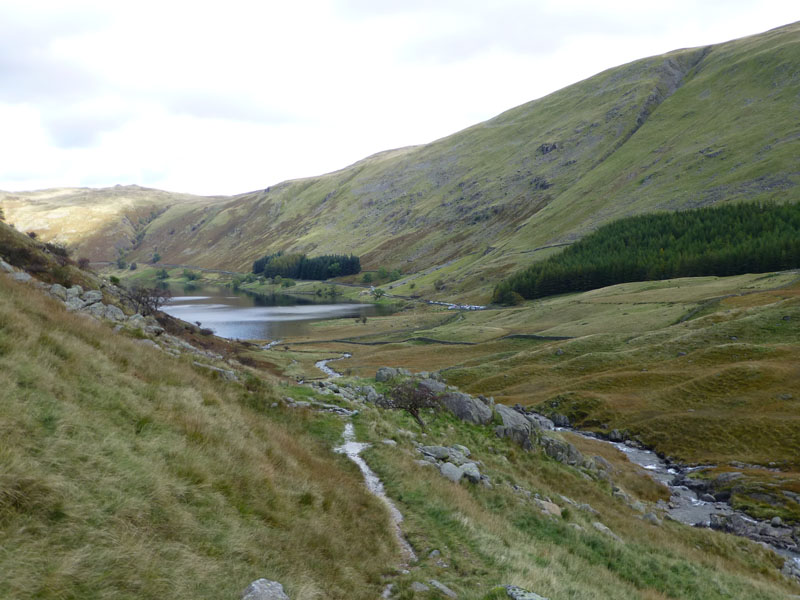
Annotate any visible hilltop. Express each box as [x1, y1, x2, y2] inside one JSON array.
[[2, 22, 798, 302]]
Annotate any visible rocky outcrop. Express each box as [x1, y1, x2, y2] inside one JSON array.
[[241, 579, 290, 600], [539, 435, 584, 467], [494, 404, 533, 449], [441, 391, 493, 425], [504, 585, 550, 600]]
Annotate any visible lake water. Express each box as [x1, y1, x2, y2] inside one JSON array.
[[161, 285, 383, 341]]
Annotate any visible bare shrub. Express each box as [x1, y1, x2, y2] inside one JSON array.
[[380, 379, 441, 430], [127, 286, 172, 315]]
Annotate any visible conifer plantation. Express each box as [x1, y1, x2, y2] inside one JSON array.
[[493, 203, 800, 303]]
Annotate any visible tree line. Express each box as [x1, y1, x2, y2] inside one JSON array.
[[252, 251, 361, 280], [493, 202, 800, 304]]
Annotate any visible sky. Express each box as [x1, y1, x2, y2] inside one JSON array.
[[0, 1, 797, 196]]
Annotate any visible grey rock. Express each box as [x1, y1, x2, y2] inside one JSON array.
[[82, 289, 103, 303], [700, 493, 716, 503], [630, 500, 646, 513], [578, 503, 599, 515], [540, 435, 584, 466], [772, 516, 783, 527], [82, 302, 108, 319], [439, 462, 464, 483], [593, 455, 613, 472], [104, 304, 126, 321], [410, 582, 430, 592], [713, 472, 743, 486], [505, 585, 549, 600], [65, 296, 85, 311], [241, 578, 290, 600], [381, 439, 397, 447], [440, 391, 493, 425], [375, 366, 399, 382], [0, 260, 13, 273], [49, 283, 68, 300], [592, 521, 622, 542], [66, 285, 83, 299], [608, 429, 624, 442], [495, 404, 532, 448], [11, 271, 32, 283], [362, 385, 380, 403], [525, 413, 555, 430], [428, 549, 441, 558], [643, 512, 662, 526], [461, 462, 481, 484], [136, 339, 161, 351], [535, 499, 562, 517], [127, 314, 146, 329], [452, 444, 471, 457], [420, 445, 450, 460], [551, 413, 569, 427], [429, 580, 457, 598], [192, 361, 238, 381], [446, 449, 470, 466], [418, 378, 447, 394]]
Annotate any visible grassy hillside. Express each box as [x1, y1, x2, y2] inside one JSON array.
[[4, 23, 798, 302]]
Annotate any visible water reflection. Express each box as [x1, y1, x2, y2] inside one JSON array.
[[161, 284, 384, 340]]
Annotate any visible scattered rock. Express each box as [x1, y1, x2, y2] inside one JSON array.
[[592, 521, 622, 542], [193, 361, 238, 381], [375, 367, 399, 382], [82, 289, 103, 303], [64, 296, 85, 311], [539, 435, 583, 466], [452, 444, 470, 457], [643, 512, 662, 526], [240, 578, 290, 600], [410, 582, 430, 592], [439, 462, 464, 483], [461, 462, 482, 484], [49, 283, 68, 300], [441, 391, 493, 425], [535, 499, 562, 518], [82, 302, 108, 319], [420, 445, 451, 460], [429, 579, 457, 598], [381, 439, 397, 447], [11, 272, 32, 283], [504, 585, 550, 600]]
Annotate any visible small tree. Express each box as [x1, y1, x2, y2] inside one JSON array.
[[77, 257, 91, 270], [361, 272, 373, 284], [371, 287, 386, 299], [380, 379, 441, 430], [117, 257, 127, 270], [151, 252, 161, 264], [127, 286, 172, 315], [156, 268, 169, 280]]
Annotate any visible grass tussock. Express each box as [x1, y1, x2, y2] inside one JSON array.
[[0, 276, 399, 600]]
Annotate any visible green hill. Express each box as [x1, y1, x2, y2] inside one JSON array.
[[2, 22, 799, 304]]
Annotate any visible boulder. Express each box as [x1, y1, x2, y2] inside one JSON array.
[[608, 429, 624, 442], [526, 413, 555, 430], [127, 314, 146, 329], [375, 367, 398, 382], [66, 285, 83, 299], [643, 512, 662, 526], [452, 444, 471, 457], [418, 378, 447, 395], [539, 435, 584, 467], [440, 391, 493, 425], [420, 445, 450, 460], [410, 582, 430, 592], [82, 289, 103, 303], [592, 521, 622, 542], [241, 579, 290, 600], [439, 462, 464, 483], [82, 302, 108, 319], [0, 260, 13, 273], [49, 283, 68, 300], [65, 297, 85, 311], [447, 448, 470, 466], [494, 404, 532, 448], [429, 580, 457, 599], [11, 272, 32, 283], [362, 385, 380, 403], [535, 499, 562, 518], [551, 413, 570, 427], [461, 462, 481, 484], [104, 304, 126, 321], [505, 585, 550, 600]]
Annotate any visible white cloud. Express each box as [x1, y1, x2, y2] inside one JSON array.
[[0, 0, 798, 195]]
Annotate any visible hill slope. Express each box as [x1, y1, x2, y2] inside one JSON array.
[[2, 22, 799, 301]]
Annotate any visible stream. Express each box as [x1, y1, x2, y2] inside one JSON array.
[[315, 353, 352, 378], [562, 428, 800, 573], [334, 422, 417, 563]]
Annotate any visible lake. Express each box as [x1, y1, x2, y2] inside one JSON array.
[[161, 285, 385, 341]]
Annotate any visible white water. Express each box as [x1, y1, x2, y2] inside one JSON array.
[[334, 422, 417, 563]]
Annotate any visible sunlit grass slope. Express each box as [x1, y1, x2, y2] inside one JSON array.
[[0, 276, 398, 600]]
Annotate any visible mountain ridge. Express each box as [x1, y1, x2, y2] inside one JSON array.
[[2, 22, 798, 301]]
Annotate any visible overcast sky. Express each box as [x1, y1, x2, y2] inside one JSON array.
[[0, 1, 797, 196]]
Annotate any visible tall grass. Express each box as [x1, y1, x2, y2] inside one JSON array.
[[0, 276, 398, 599]]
